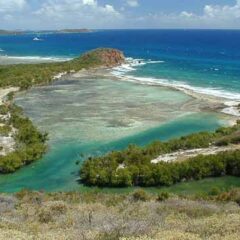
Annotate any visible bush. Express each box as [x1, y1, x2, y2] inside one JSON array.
[[0, 105, 9, 115], [132, 189, 149, 201], [80, 122, 240, 187], [208, 187, 221, 196], [38, 201, 67, 223], [0, 125, 11, 136], [157, 192, 170, 202], [0, 104, 48, 173]]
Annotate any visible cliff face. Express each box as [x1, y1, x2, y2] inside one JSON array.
[[80, 48, 125, 67]]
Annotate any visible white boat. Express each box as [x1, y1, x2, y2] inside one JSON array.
[[33, 37, 43, 41]]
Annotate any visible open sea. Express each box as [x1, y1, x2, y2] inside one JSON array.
[[0, 30, 240, 192]]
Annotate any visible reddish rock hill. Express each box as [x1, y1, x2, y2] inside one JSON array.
[[80, 48, 125, 67]]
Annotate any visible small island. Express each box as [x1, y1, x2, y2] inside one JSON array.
[[57, 28, 92, 33], [0, 29, 92, 36], [0, 30, 24, 35]]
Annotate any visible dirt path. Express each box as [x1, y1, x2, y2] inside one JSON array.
[[151, 144, 240, 164]]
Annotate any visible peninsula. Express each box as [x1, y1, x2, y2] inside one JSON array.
[[0, 48, 125, 173], [1, 49, 240, 240]]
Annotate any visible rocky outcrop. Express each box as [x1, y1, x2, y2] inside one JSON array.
[[80, 48, 125, 67]]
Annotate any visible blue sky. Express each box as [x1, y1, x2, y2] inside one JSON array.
[[0, 0, 240, 29]]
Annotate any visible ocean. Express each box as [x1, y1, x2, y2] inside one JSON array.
[[0, 30, 239, 192], [1, 30, 240, 96]]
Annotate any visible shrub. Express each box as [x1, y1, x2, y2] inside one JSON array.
[[38, 208, 53, 223], [208, 187, 221, 196], [0, 125, 11, 136], [157, 192, 170, 202], [132, 189, 149, 202], [0, 105, 8, 115], [0, 104, 48, 173], [38, 201, 67, 223], [80, 122, 240, 188]]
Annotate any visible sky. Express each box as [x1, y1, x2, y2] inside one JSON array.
[[1, 0, 240, 29]]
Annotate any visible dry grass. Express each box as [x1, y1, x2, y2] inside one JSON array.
[[0, 191, 239, 240]]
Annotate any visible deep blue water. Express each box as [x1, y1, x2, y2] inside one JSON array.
[[1, 30, 240, 96]]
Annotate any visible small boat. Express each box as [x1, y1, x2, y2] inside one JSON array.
[[33, 37, 43, 41]]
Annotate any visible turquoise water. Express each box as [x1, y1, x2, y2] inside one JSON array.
[[0, 30, 239, 192], [0, 77, 228, 192], [0, 113, 225, 192]]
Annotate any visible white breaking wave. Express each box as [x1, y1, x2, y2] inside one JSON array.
[[3, 55, 72, 62], [117, 75, 240, 100], [0, 48, 4, 52], [111, 57, 240, 117], [222, 101, 240, 117], [112, 58, 164, 76]]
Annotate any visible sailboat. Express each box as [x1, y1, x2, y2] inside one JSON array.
[[33, 37, 43, 41]]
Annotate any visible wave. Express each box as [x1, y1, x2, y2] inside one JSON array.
[[0, 48, 4, 52], [112, 58, 164, 76], [0, 55, 72, 62], [118, 75, 240, 100], [112, 58, 240, 101], [111, 57, 240, 117]]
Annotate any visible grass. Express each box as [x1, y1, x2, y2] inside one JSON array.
[[76, 176, 240, 197], [0, 189, 240, 240], [154, 176, 240, 195]]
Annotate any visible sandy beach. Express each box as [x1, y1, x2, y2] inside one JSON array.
[[0, 87, 19, 104], [151, 144, 240, 164]]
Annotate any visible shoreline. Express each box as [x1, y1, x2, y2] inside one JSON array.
[[67, 67, 240, 126], [0, 55, 71, 65], [0, 87, 19, 156], [0, 50, 239, 175], [151, 144, 240, 164]]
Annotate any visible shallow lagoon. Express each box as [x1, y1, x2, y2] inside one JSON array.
[[0, 77, 231, 192]]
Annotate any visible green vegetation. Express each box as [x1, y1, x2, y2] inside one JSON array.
[[1, 189, 240, 239], [132, 189, 149, 201], [152, 176, 240, 196], [0, 48, 124, 90], [0, 125, 11, 136], [0, 105, 9, 115], [0, 48, 124, 173], [80, 122, 240, 187], [0, 104, 48, 173]]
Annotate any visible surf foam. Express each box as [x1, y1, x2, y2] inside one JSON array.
[[111, 57, 240, 117], [3, 55, 72, 62]]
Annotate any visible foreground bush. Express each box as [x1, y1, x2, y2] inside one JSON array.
[[132, 189, 149, 201], [1, 190, 240, 240]]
